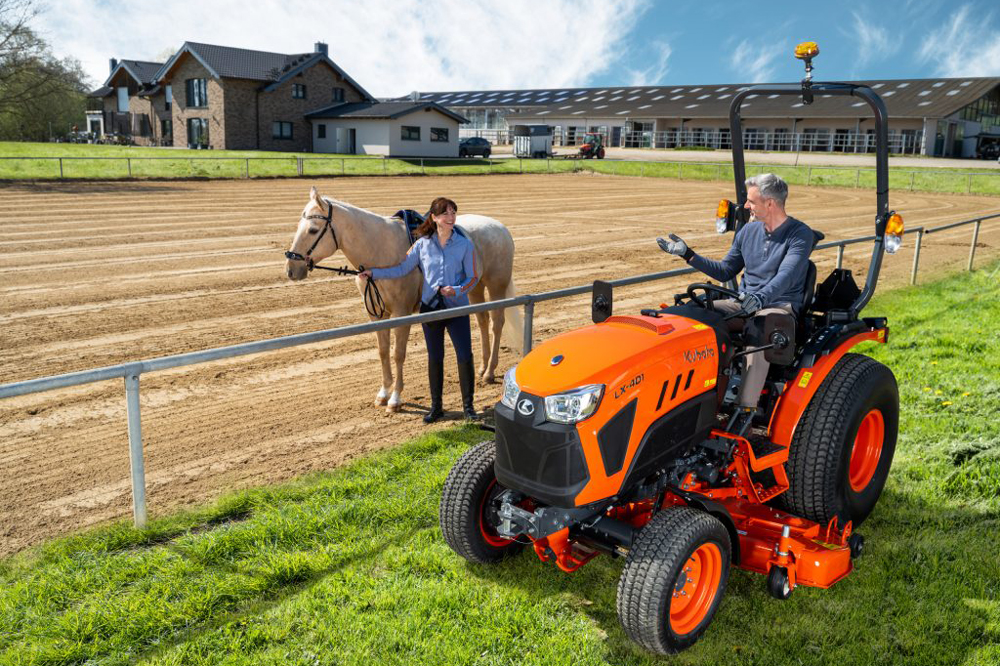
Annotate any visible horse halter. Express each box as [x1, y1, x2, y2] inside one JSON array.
[[284, 200, 338, 270]]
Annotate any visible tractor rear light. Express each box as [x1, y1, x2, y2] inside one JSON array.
[[544, 384, 604, 424], [885, 212, 904, 254], [716, 199, 734, 234], [501, 367, 520, 409]]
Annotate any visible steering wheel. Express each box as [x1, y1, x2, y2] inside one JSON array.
[[685, 283, 741, 311]]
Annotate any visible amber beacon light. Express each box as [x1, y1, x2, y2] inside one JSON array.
[[884, 213, 905, 254]]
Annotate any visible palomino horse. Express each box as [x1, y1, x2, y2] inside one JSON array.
[[285, 187, 522, 412]]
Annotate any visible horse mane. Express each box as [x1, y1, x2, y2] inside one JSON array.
[[321, 196, 391, 225]]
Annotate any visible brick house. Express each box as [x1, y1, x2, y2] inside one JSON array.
[[153, 41, 375, 150], [86, 59, 170, 145]]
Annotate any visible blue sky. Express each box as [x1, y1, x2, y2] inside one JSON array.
[[34, 0, 1000, 96]]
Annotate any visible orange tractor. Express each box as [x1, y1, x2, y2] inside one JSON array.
[[578, 132, 606, 159], [440, 43, 906, 654]]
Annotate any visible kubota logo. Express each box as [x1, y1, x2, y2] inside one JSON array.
[[684, 345, 715, 364], [517, 399, 535, 416]]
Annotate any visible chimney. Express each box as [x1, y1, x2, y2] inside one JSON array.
[[410, 90, 420, 102], [314, 42, 328, 56], [110, 58, 118, 73]]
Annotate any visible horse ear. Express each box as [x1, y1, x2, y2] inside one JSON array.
[[310, 186, 320, 202]]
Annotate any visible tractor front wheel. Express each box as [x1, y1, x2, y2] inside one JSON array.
[[440, 440, 525, 564], [783, 353, 899, 527], [616, 507, 731, 654]]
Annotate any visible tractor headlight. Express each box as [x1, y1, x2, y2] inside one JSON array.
[[544, 384, 604, 424], [501, 367, 520, 409]]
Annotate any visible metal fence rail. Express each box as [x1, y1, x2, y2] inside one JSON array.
[[1, 214, 998, 528], [0, 155, 997, 195]]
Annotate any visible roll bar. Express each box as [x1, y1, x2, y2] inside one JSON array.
[[728, 82, 891, 321]]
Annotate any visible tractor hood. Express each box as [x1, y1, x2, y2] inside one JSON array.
[[514, 314, 720, 398]]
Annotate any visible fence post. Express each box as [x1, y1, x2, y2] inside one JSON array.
[[421, 158, 425, 175], [855, 169, 861, 188], [967, 173, 973, 194], [297, 157, 304, 176], [968, 219, 982, 271], [522, 300, 535, 355], [910, 172, 915, 191], [127, 158, 132, 178], [836, 244, 845, 269], [910, 228, 924, 285], [806, 167, 812, 186], [676, 163, 680, 179], [245, 159, 250, 178], [381, 158, 385, 176], [716, 164, 722, 180], [520, 159, 523, 174], [124, 373, 148, 529], [59, 158, 63, 179]]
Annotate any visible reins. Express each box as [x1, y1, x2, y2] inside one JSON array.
[[284, 199, 386, 319]]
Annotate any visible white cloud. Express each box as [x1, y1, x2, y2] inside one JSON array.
[[918, 4, 1000, 77], [729, 40, 783, 84], [851, 11, 900, 68], [622, 40, 671, 86], [31, 0, 649, 95]]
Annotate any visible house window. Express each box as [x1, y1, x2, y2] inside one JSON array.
[[332, 87, 345, 102], [117, 87, 128, 113], [430, 127, 449, 142], [186, 79, 207, 107], [162, 119, 172, 140], [165, 85, 172, 111], [401, 125, 420, 141], [317, 124, 327, 139], [187, 118, 208, 147], [273, 121, 293, 140], [293, 84, 307, 99]]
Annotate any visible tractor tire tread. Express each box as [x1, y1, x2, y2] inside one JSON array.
[[439, 440, 522, 564], [616, 507, 730, 655]]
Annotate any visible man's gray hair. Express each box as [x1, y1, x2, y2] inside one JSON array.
[[745, 173, 788, 206]]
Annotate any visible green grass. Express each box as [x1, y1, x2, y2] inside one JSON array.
[[2, 141, 998, 195], [2, 263, 999, 665]]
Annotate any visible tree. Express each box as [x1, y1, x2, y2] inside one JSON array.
[[0, 0, 92, 140]]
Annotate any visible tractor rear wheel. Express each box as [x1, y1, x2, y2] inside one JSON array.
[[616, 507, 731, 654], [783, 353, 898, 527], [440, 440, 525, 564]]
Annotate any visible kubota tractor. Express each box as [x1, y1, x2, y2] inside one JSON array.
[[578, 133, 606, 159], [440, 42, 907, 655]]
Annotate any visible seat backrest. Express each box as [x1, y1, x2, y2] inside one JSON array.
[[803, 260, 817, 313]]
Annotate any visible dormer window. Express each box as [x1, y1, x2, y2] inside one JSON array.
[[332, 87, 345, 103]]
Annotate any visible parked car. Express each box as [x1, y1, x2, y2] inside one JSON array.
[[977, 142, 1000, 160], [459, 137, 491, 158]]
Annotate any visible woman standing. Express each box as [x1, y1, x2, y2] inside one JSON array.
[[360, 197, 479, 423]]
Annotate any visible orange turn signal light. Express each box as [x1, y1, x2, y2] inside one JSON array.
[[716, 199, 731, 219], [795, 41, 820, 60], [885, 213, 904, 236]]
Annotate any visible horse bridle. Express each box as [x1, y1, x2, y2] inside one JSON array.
[[282, 199, 387, 319], [284, 200, 339, 270]]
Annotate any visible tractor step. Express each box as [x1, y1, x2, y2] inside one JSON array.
[[749, 437, 784, 460]]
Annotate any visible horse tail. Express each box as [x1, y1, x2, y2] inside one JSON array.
[[501, 278, 524, 355]]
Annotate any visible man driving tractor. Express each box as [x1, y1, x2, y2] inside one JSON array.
[[658, 173, 816, 428]]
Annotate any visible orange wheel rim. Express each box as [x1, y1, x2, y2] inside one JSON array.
[[669, 542, 723, 635], [479, 479, 515, 548], [849, 409, 885, 492]]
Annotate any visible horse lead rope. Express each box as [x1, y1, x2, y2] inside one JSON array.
[[284, 200, 387, 319]]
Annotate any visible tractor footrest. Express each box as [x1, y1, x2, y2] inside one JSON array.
[[749, 438, 784, 459], [747, 437, 788, 471]]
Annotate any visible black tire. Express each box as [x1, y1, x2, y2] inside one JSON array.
[[767, 566, 793, 600], [459, 148, 468, 157], [783, 353, 898, 527], [616, 507, 731, 655], [440, 440, 525, 564], [597, 147, 605, 159], [483, 149, 491, 158]]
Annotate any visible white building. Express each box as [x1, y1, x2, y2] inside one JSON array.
[[307, 101, 467, 157]]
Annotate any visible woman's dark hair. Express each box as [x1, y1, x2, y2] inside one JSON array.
[[415, 197, 457, 238]]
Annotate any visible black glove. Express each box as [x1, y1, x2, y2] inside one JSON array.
[[656, 233, 694, 261], [740, 292, 764, 315]]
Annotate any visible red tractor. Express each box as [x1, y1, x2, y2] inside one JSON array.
[[578, 132, 606, 159], [440, 42, 906, 655]]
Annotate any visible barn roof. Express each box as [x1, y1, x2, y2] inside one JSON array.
[[306, 101, 467, 123]]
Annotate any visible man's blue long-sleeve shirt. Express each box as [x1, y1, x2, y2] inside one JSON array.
[[687, 216, 815, 311], [370, 230, 480, 307]]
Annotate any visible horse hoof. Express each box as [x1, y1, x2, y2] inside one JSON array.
[[386, 403, 401, 413], [375, 388, 389, 406], [481, 373, 495, 384]]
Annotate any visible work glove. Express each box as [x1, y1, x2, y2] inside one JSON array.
[[739, 292, 764, 316], [656, 234, 694, 261]]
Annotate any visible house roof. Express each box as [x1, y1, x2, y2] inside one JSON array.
[[88, 86, 113, 98], [103, 59, 164, 87], [154, 42, 375, 100], [305, 101, 468, 123], [396, 77, 1000, 121]]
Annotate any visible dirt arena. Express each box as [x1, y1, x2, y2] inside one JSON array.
[[1, 173, 998, 555]]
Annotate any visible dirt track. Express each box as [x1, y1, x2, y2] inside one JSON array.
[[1, 174, 998, 555]]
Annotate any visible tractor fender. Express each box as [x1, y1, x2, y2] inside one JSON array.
[[668, 487, 740, 564], [768, 327, 888, 447]]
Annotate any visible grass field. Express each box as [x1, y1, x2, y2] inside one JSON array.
[[1, 262, 998, 665], [1, 141, 998, 195]]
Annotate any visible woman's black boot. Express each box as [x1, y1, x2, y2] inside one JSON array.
[[457, 359, 477, 420], [424, 359, 444, 423]]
